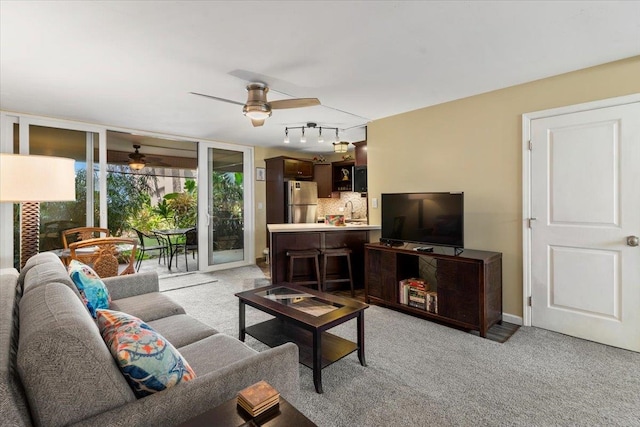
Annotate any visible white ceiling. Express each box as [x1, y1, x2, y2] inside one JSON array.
[[1, 1, 639, 154]]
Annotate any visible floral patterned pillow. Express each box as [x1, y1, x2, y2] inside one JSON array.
[[95, 309, 196, 397], [67, 259, 111, 317]]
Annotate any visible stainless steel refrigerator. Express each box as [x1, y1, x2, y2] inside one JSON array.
[[286, 181, 318, 223]]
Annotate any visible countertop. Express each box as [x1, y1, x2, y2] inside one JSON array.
[[268, 223, 381, 232]]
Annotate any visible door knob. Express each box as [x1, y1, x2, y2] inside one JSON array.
[[627, 236, 639, 247]]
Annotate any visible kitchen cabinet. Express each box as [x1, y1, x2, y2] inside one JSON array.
[[353, 140, 367, 166], [283, 158, 313, 179], [314, 163, 334, 198], [332, 160, 354, 192]]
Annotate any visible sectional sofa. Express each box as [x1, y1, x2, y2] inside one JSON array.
[[1, 252, 299, 426]]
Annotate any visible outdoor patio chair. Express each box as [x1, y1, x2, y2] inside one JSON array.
[[175, 227, 198, 271], [62, 226, 110, 248], [132, 228, 169, 271], [69, 237, 137, 278]]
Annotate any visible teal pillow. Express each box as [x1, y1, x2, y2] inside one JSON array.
[[96, 309, 196, 397], [67, 259, 110, 317]]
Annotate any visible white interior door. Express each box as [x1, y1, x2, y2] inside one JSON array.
[[197, 141, 254, 272], [529, 100, 640, 352]]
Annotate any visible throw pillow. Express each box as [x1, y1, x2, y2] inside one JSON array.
[[96, 309, 196, 397], [67, 259, 111, 317]]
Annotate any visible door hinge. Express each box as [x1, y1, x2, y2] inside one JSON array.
[[528, 140, 532, 150], [527, 217, 537, 228], [528, 296, 532, 306]]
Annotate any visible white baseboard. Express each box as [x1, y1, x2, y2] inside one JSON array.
[[502, 312, 523, 326]]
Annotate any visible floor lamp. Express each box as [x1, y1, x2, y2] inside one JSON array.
[[0, 154, 76, 268]]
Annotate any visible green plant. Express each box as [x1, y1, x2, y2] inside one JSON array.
[[163, 179, 197, 228]]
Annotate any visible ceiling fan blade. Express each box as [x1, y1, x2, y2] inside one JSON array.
[[269, 98, 320, 110], [251, 118, 265, 127], [190, 92, 244, 106]]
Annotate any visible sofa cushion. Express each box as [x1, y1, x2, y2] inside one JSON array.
[[68, 259, 111, 318], [22, 260, 80, 299], [147, 314, 218, 348], [96, 309, 196, 398], [178, 334, 258, 375], [18, 283, 135, 427], [110, 292, 185, 322], [17, 252, 63, 291]]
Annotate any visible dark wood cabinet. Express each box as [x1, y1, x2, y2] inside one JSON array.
[[353, 140, 367, 166], [265, 156, 314, 230], [314, 163, 334, 198], [332, 160, 354, 192], [283, 158, 313, 179], [270, 229, 370, 292], [364, 243, 502, 337]]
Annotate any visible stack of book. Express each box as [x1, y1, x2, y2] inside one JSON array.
[[399, 278, 428, 310], [237, 380, 280, 417]]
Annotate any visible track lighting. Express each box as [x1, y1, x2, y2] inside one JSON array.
[[282, 122, 340, 145]]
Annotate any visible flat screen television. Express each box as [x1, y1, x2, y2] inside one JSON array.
[[381, 192, 464, 248]]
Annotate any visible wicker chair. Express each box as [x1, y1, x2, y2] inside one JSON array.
[[62, 227, 110, 248], [69, 237, 137, 278]]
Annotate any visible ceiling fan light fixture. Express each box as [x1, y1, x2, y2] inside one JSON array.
[[318, 127, 324, 143], [243, 104, 271, 120], [333, 141, 350, 153], [300, 128, 306, 143], [284, 128, 290, 144], [128, 145, 146, 170], [128, 159, 146, 170]]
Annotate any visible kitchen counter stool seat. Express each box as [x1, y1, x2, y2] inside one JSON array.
[[321, 247, 354, 296], [286, 249, 321, 290]]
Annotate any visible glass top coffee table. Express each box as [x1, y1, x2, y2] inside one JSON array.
[[235, 284, 369, 394]]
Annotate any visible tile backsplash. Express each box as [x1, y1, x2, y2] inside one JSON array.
[[317, 192, 368, 221]]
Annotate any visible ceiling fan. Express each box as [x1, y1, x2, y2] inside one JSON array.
[[128, 145, 147, 170], [190, 82, 320, 127], [115, 145, 170, 170]]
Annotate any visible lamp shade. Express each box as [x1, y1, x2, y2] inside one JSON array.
[[0, 154, 76, 202], [333, 141, 350, 153]]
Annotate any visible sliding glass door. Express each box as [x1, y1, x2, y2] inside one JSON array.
[[197, 141, 254, 271]]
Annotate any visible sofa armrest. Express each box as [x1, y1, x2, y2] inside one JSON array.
[[71, 342, 300, 427], [102, 271, 159, 300]]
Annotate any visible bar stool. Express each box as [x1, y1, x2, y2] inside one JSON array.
[[286, 249, 321, 290], [321, 247, 354, 297]]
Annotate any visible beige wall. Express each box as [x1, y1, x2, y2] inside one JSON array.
[[366, 56, 640, 319]]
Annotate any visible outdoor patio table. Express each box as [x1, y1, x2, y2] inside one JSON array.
[[152, 227, 194, 270]]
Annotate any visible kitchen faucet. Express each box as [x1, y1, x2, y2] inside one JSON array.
[[345, 200, 355, 219]]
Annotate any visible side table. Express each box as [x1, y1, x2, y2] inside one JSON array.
[[177, 395, 316, 427]]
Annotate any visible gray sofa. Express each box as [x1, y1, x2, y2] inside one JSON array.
[[1, 252, 299, 427]]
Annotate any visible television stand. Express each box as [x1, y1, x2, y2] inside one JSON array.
[[364, 242, 502, 338]]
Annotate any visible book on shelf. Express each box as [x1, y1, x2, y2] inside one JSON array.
[[399, 278, 428, 310], [426, 291, 438, 314], [237, 380, 280, 417]]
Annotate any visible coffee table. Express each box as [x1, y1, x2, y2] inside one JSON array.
[[236, 284, 369, 394]]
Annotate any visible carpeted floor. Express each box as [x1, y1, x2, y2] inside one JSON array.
[[160, 266, 640, 427]]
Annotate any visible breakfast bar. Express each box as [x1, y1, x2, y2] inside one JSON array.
[[268, 223, 380, 292]]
